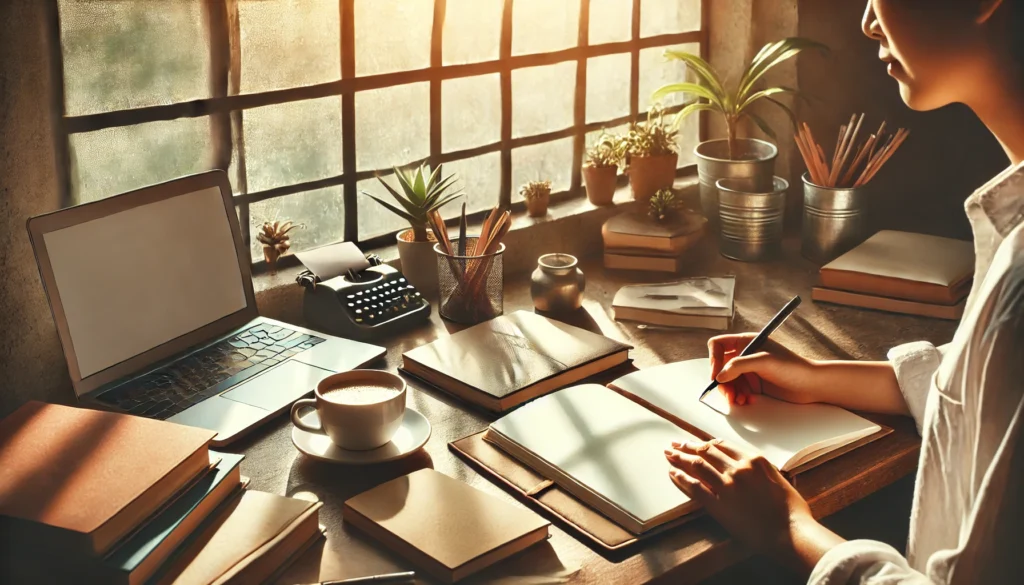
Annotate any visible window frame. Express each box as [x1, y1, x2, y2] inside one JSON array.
[[48, 0, 708, 266]]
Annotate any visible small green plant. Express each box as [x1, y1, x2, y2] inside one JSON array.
[[585, 132, 625, 168], [361, 163, 463, 242], [648, 189, 680, 222], [623, 104, 679, 158], [653, 37, 828, 160], [520, 180, 552, 201]]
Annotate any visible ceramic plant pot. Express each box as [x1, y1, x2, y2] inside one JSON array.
[[695, 138, 778, 226], [396, 228, 438, 295], [526, 196, 549, 217], [582, 165, 618, 206], [628, 153, 678, 203]]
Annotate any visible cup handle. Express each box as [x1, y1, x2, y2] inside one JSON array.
[[290, 399, 324, 434]]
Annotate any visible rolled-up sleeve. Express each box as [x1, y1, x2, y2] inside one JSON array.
[[886, 341, 943, 434], [809, 540, 930, 584]]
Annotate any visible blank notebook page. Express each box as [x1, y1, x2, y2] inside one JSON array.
[[611, 359, 881, 471]]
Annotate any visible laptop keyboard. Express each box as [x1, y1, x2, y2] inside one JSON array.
[[96, 324, 325, 420]]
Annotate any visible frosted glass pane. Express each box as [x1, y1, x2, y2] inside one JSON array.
[[355, 0, 432, 75], [443, 74, 501, 152], [355, 83, 430, 170], [59, 0, 208, 115], [442, 153, 501, 215], [243, 96, 343, 192], [357, 175, 415, 239], [513, 138, 574, 197], [249, 187, 345, 260], [71, 118, 210, 204], [586, 54, 631, 123], [512, 0, 581, 56], [444, 0, 502, 65], [238, 0, 340, 93], [512, 62, 577, 138], [639, 43, 699, 110], [589, 0, 632, 44], [641, 0, 702, 37], [676, 109, 700, 168]]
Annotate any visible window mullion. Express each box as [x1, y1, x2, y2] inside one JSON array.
[[571, 0, 591, 198], [341, 0, 357, 242], [499, 0, 514, 210], [225, 0, 249, 247], [429, 0, 446, 172]]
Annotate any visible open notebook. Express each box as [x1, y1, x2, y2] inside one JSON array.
[[486, 359, 886, 535]]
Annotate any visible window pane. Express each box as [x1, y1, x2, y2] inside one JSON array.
[[355, 83, 430, 171], [639, 43, 699, 111], [355, 0, 432, 75], [586, 54, 630, 123], [676, 106, 700, 168], [59, 0, 208, 116], [442, 153, 501, 215], [249, 187, 345, 261], [641, 0, 702, 37], [512, 0, 581, 56], [512, 62, 577, 138], [243, 96, 343, 192], [513, 138, 573, 197], [444, 0, 502, 65], [357, 175, 412, 240], [443, 74, 501, 153], [71, 118, 210, 203], [238, 0, 340, 94], [589, 0, 631, 44]]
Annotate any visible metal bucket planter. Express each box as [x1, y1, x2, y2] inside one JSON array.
[[696, 139, 778, 225], [801, 173, 870, 264], [717, 176, 788, 262]]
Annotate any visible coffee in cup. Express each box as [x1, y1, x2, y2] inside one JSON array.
[[290, 370, 406, 451]]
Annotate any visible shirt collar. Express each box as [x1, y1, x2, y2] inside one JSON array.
[[967, 161, 1024, 237]]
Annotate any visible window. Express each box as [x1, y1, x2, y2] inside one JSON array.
[[53, 0, 706, 263]]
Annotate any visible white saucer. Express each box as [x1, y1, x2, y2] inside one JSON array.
[[291, 407, 431, 465]]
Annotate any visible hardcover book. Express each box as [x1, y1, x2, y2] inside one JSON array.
[[601, 210, 707, 253], [612, 277, 736, 330]]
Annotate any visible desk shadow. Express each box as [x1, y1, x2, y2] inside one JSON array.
[[286, 449, 435, 507], [534, 306, 601, 335], [789, 314, 856, 361]]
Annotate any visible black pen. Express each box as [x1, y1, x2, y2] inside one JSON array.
[[699, 295, 802, 401]]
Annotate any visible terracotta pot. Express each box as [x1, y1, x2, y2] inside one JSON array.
[[628, 153, 678, 203], [396, 228, 439, 294], [525, 195, 549, 217], [583, 165, 617, 206]]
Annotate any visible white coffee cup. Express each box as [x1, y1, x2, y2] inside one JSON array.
[[290, 370, 406, 451]]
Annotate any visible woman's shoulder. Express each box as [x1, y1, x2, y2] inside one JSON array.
[[969, 161, 1024, 238]]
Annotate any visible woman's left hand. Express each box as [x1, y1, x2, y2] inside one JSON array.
[[665, 439, 844, 571]]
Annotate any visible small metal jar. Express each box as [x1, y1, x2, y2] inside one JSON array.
[[531, 253, 585, 312], [801, 173, 869, 264], [717, 176, 788, 262]]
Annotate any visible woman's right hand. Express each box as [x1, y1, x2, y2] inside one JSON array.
[[708, 334, 824, 406]]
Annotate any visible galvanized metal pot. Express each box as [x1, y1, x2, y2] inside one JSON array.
[[717, 176, 788, 262], [801, 173, 870, 264], [531, 253, 585, 312], [696, 138, 778, 225]]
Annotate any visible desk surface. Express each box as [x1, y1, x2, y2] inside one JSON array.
[[243, 239, 956, 585]]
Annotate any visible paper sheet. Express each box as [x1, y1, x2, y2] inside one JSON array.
[[295, 242, 370, 281]]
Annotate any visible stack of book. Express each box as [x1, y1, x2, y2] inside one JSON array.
[[602, 210, 707, 273], [0, 402, 321, 585], [612, 276, 736, 331], [811, 230, 974, 320]]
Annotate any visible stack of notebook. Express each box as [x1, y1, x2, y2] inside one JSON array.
[[612, 276, 736, 330], [0, 402, 321, 585], [602, 210, 707, 273], [811, 230, 974, 320]]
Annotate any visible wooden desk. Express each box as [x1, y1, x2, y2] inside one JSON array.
[[240, 239, 955, 585]]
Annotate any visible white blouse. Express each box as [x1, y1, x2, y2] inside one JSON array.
[[809, 162, 1024, 585]]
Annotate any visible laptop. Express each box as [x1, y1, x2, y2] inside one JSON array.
[[27, 171, 386, 445]]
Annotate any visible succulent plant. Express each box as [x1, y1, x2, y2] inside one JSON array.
[[623, 104, 679, 158], [361, 163, 463, 242], [585, 132, 626, 168], [648, 189, 680, 222], [519, 180, 552, 201]]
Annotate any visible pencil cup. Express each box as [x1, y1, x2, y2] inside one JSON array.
[[801, 173, 870, 264], [435, 237, 505, 324], [717, 176, 787, 262]]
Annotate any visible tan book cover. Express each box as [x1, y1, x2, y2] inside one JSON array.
[[612, 277, 735, 331], [811, 287, 966, 320], [604, 249, 688, 273], [601, 211, 707, 253], [0, 401, 214, 556], [818, 230, 973, 304], [402, 311, 632, 412], [343, 468, 550, 583]]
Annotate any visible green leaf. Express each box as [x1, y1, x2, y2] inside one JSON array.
[[361, 192, 418, 224], [670, 102, 717, 130], [413, 163, 427, 197], [744, 112, 778, 142], [662, 49, 725, 97], [762, 96, 800, 130], [394, 166, 423, 205], [738, 86, 797, 113], [373, 177, 426, 219], [426, 192, 464, 213], [738, 38, 828, 104], [651, 82, 723, 110]]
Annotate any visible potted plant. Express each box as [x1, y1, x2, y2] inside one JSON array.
[[362, 162, 462, 294], [623, 104, 679, 203], [257, 220, 300, 271], [521, 180, 552, 217], [648, 188, 681, 222], [583, 132, 624, 206], [653, 37, 827, 221]]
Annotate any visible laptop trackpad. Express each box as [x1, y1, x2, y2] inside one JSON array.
[[222, 360, 333, 411], [168, 396, 265, 440]]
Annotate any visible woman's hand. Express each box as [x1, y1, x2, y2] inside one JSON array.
[[665, 439, 844, 574], [708, 333, 823, 406]]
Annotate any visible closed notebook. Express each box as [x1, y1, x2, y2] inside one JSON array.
[[602, 211, 707, 253], [0, 401, 215, 557], [343, 468, 550, 584], [818, 230, 973, 304], [612, 277, 735, 330], [402, 311, 632, 412]]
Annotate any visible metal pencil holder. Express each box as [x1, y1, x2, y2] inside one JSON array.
[[717, 176, 788, 262], [435, 237, 505, 324], [801, 173, 869, 264]]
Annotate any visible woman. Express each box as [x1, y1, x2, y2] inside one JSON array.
[[665, 1, 1024, 583]]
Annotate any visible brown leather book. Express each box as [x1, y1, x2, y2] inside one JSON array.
[[0, 401, 215, 557], [601, 210, 707, 253], [812, 287, 966, 320], [604, 248, 690, 273], [818, 230, 973, 304], [343, 468, 550, 583], [401, 311, 632, 412]]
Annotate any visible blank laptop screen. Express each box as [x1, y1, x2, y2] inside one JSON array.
[[43, 186, 248, 379]]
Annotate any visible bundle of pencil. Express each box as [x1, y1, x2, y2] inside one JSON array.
[[429, 205, 510, 320], [795, 114, 909, 188]]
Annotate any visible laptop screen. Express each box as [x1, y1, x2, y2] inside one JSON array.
[[42, 185, 248, 379]]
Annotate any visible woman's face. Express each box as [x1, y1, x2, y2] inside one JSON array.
[[862, 0, 987, 110]]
